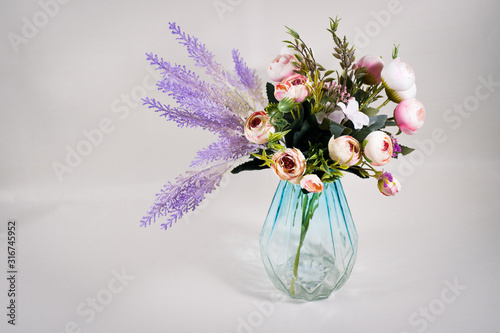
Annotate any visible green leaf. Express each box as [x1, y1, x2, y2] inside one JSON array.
[[231, 159, 269, 174], [361, 107, 379, 117], [268, 130, 290, 142], [278, 98, 297, 112], [392, 43, 400, 59], [343, 166, 370, 179], [353, 89, 369, 102], [285, 26, 300, 39], [268, 142, 285, 151], [367, 114, 388, 130], [266, 83, 279, 104], [324, 70, 334, 77], [400, 145, 415, 156], [329, 122, 348, 138]]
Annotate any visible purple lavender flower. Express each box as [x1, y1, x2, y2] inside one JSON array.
[[140, 162, 232, 230], [141, 23, 265, 230], [231, 49, 266, 107], [168, 22, 229, 83], [190, 135, 258, 168]]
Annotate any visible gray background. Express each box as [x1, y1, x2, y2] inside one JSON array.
[[1, 0, 500, 332]]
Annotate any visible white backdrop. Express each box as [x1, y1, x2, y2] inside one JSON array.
[[1, 0, 500, 332]]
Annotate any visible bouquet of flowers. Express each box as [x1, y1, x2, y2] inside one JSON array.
[[141, 17, 425, 230]]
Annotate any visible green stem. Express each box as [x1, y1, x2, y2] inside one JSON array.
[[289, 192, 320, 295], [377, 98, 391, 110], [360, 85, 384, 110]]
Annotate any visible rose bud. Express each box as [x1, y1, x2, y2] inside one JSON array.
[[300, 174, 324, 193], [267, 48, 298, 82], [356, 55, 384, 85], [381, 58, 417, 103], [363, 131, 393, 166], [271, 148, 306, 184], [244, 111, 275, 144], [328, 135, 362, 166], [274, 74, 310, 103], [394, 98, 426, 135], [377, 172, 401, 196]]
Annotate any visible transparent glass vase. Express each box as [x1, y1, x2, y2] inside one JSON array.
[[259, 179, 358, 301]]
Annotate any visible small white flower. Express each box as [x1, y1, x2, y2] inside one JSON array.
[[337, 97, 369, 129]]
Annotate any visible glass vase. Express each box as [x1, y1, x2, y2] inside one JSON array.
[[259, 179, 358, 301]]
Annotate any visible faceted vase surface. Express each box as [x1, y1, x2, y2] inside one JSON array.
[[259, 179, 358, 301]]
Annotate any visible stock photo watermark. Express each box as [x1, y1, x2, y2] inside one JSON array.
[[7, 0, 73, 53], [57, 268, 135, 333], [225, 291, 286, 333], [4, 220, 18, 326], [213, 0, 245, 22], [353, 0, 404, 49], [51, 66, 161, 182], [401, 277, 467, 333]]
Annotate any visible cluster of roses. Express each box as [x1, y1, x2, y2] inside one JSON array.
[[243, 48, 426, 196]]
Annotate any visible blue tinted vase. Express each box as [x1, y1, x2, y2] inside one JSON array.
[[260, 179, 358, 301]]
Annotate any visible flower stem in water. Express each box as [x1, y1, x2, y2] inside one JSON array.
[[289, 191, 321, 295]]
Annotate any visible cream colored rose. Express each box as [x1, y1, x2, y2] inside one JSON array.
[[363, 131, 393, 166], [328, 135, 362, 166], [244, 111, 275, 144]]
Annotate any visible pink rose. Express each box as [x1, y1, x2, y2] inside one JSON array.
[[274, 74, 310, 103], [377, 172, 401, 196], [328, 135, 362, 166], [244, 111, 275, 144], [267, 51, 297, 82], [363, 131, 393, 166], [356, 55, 384, 85], [381, 58, 417, 103], [300, 174, 324, 193], [271, 148, 306, 183], [394, 98, 426, 135]]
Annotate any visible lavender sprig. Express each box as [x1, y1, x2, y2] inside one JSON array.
[[140, 162, 232, 230], [190, 134, 259, 168], [169, 22, 232, 86], [168, 22, 261, 114], [231, 49, 266, 107], [147, 53, 245, 121], [143, 97, 241, 134]]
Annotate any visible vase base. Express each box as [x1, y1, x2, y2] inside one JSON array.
[[267, 254, 354, 301]]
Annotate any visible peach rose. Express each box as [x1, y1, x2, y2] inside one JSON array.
[[244, 111, 275, 144], [274, 74, 310, 103], [267, 52, 297, 82], [328, 135, 362, 166], [300, 174, 324, 193], [271, 148, 306, 183]]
